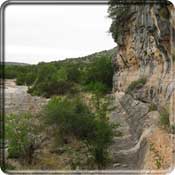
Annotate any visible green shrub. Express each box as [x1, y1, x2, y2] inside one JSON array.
[[87, 120, 114, 168], [170, 124, 175, 134], [82, 55, 113, 91], [25, 72, 36, 86], [159, 108, 170, 128], [108, 1, 130, 43], [155, 157, 162, 169], [149, 103, 158, 112], [4, 65, 37, 86], [16, 73, 26, 85], [42, 96, 114, 168], [4, 65, 17, 79], [29, 78, 73, 98], [172, 53, 175, 62], [5, 51, 113, 97], [84, 82, 109, 95], [65, 64, 81, 83], [5, 113, 39, 163], [126, 77, 147, 94], [159, 7, 170, 19], [43, 97, 93, 138], [28, 63, 80, 97]]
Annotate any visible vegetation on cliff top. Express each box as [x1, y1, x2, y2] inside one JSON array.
[[108, 0, 130, 43]]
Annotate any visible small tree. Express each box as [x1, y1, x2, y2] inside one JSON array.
[[5, 113, 40, 164], [42, 96, 114, 168]]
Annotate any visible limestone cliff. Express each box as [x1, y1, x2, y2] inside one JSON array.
[[109, 0, 175, 171]]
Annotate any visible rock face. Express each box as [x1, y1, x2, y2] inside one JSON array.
[[109, 1, 175, 170], [5, 79, 48, 114]]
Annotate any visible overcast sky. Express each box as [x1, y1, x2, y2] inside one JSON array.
[[5, 5, 116, 64]]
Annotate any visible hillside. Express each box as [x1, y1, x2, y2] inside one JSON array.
[[5, 62, 30, 66], [57, 47, 117, 64]]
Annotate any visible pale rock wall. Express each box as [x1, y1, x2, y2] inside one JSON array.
[[5, 79, 48, 115], [110, 2, 175, 171]]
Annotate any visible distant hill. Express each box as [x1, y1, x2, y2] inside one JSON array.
[[5, 62, 30, 66], [56, 47, 117, 64], [3, 48, 116, 66]]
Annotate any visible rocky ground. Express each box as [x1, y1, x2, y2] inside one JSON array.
[[5, 79, 48, 114]]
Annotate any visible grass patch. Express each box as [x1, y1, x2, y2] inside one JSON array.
[[149, 142, 163, 169], [83, 81, 109, 95], [159, 108, 170, 128], [172, 53, 175, 62], [125, 77, 147, 94], [149, 103, 158, 112]]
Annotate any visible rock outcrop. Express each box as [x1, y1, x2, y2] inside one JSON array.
[[5, 79, 47, 114], [109, 0, 175, 171]]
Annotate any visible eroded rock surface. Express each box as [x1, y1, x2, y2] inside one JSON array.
[[109, 1, 175, 171], [5, 79, 48, 114]]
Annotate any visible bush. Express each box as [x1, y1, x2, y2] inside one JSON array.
[[5, 51, 113, 97], [87, 120, 114, 168], [28, 63, 81, 97], [4, 65, 17, 79], [28, 65, 74, 97], [159, 108, 170, 128], [159, 7, 170, 19], [65, 64, 81, 83], [149, 103, 158, 112], [108, 1, 130, 42], [126, 77, 147, 94], [43, 97, 94, 138], [82, 55, 113, 91], [170, 124, 175, 134], [16, 73, 26, 85], [25, 72, 36, 86], [84, 82, 109, 95], [172, 52, 175, 62], [5, 113, 39, 163], [42, 96, 114, 168], [4, 65, 37, 86], [39, 80, 72, 97]]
